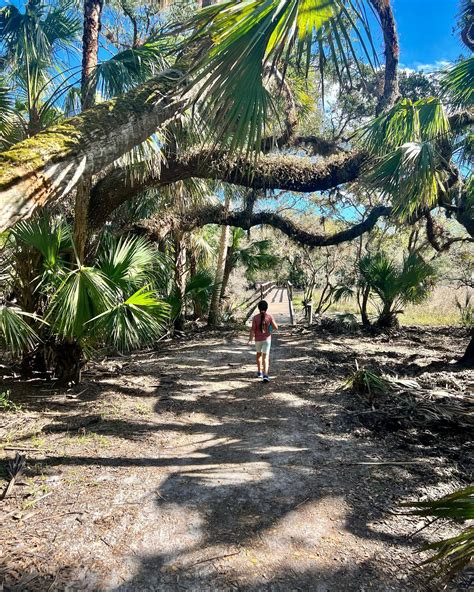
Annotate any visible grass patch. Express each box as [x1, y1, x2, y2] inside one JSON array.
[[296, 286, 466, 327]]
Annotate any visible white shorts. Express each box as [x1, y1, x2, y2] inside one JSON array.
[[255, 339, 271, 354]]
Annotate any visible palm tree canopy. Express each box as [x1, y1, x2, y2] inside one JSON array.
[[183, 0, 376, 153]]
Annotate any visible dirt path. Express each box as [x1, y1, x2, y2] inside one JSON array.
[[1, 326, 471, 591], [249, 287, 291, 324]]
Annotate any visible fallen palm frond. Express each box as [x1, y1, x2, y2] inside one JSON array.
[[346, 367, 392, 404], [346, 367, 474, 430], [402, 486, 474, 581]]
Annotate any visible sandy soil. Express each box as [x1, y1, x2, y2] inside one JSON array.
[[0, 325, 472, 591]]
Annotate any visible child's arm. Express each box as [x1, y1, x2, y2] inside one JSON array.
[[270, 316, 279, 331], [248, 319, 255, 343]]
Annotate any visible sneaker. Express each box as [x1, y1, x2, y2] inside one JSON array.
[[257, 371, 263, 378], [262, 374, 270, 382]]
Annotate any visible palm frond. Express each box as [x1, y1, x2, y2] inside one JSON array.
[[0, 77, 17, 148], [362, 98, 450, 155], [441, 57, 474, 108], [398, 252, 435, 305], [332, 284, 354, 302], [95, 37, 171, 98], [402, 486, 474, 580], [185, 268, 214, 311], [238, 239, 279, 271], [45, 267, 115, 340], [183, 0, 375, 154], [359, 252, 399, 303], [91, 287, 170, 352], [11, 214, 72, 271], [96, 234, 157, 291], [0, 305, 41, 355], [368, 141, 446, 218], [43, 1, 81, 54]]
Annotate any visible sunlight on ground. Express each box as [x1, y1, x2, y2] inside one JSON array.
[[270, 391, 309, 407], [173, 462, 274, 486]]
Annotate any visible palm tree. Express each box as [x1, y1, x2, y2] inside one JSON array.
[[403, 486, 474, 580], [358, 252, 435, 327], [0, 0, 81, 142]]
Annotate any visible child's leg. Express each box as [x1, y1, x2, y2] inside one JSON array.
[[262, 353, 269, 375], [256, 352, 262, 372]]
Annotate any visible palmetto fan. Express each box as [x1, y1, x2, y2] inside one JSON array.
[[182, 0, 377, 155], [362, 98, 453, 217]]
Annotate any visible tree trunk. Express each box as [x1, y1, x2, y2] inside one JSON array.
[[74, 0, 103, 261], [81, 0, 104, 110], [376, 301, 398, 328], [189, 252, 203, 320], [220, 246, 234, 300], [208, 197, 231, 327], [174, 231, 187, 331], [360, 285, 371, 327], [74, 177, 92, 262], [51, 341, 83, 385]]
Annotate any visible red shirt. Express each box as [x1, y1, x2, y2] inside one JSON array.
[[252, 313, 274, 342]]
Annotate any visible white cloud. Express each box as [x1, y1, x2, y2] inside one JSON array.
[[400, 59, 453, 74]]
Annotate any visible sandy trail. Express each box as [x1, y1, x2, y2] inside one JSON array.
[[1, 326, 470, 591]]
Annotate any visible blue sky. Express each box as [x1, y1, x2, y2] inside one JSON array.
[[1, 0, 463, 72], [387, 0, 463, 71]]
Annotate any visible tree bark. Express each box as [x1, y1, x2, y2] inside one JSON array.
[[220, 246, 234, 300], [185, 204, 393, 249], [74, 0, 104, 262], [360, 284, 371, 327], [0, 71, 180, 231], [459, 333, 474, 367], [208, 195, 230, 327], [81, 0, 104, 110], [88, 149, 369, 229], [369, 0, 400, 114], [174, 231, 187, 331]]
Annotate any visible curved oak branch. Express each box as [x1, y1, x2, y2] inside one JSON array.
[[89, 149, 369, 228]]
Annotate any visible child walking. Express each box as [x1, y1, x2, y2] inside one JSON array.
[[249, 300, 278, 382]]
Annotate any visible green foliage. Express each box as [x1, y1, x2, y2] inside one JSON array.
[[0, 215, 173, 359], [96, 234, 156, 292], [95, 37, 171, 98], [363, 98, 450, 155], [358, 252, 435, 326], [0, 389, 21, 412], [0, 0, 80, 71], [363, 98, 451, 217], [403, 486, 474, 580], [369, 141, 447, 217], [229, 228, 279, 281], [185, 268, 214, 311], [184, 0, 375, 154], [12, 214, 71, 273], [45, 267, 116, 340], [167, 268, 215, 321], [91, 286, 170, 352], [0, 305, 41, 354], [441, 57, 474, 108], [346, 367, 391, 402]]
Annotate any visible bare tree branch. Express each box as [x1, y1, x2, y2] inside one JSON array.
[[139, 203, 393, 249]]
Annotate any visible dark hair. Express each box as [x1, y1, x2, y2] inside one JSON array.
[[258, 300, 268, 333]]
